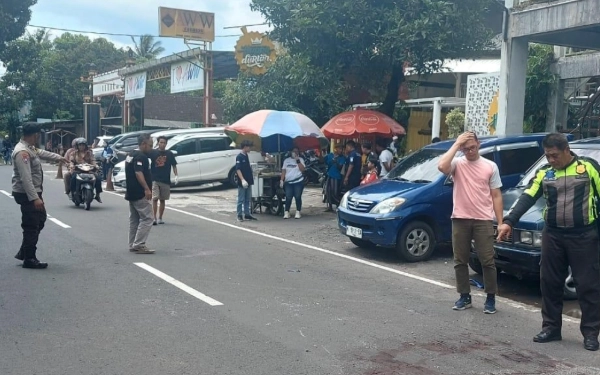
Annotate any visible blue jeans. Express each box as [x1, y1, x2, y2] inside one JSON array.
[[237, 186, 252, 217], [284, 182, 304, 212]]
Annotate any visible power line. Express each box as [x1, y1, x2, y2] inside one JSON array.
[[27, 24, 241, 38]]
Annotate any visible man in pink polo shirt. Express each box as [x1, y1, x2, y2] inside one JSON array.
[[438, 131, 504, 314]]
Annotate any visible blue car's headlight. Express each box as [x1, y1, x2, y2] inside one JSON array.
[[370, 198, 406, 214], [339, 192, 350, 209]]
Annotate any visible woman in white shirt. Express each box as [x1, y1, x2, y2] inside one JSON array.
[[280, 147, 306, 219]]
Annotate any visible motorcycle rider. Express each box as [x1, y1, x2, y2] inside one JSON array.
[[3, 135, 13, 165], [66, 138, 103, 203]]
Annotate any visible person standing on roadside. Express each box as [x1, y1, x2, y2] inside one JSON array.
[[12, 124, 68, 269], [497, 133, 600, 351], [360, 142, 376, 178], [150, 136, 178, 225], [343, 141, 362, 191], [438, 131, 503, 314], [375, 138, 395, 177], [281, 146, 306, 219], [324, 143, 346, 212], [125, 134, 155, 254], [235, 140, 257, 222]]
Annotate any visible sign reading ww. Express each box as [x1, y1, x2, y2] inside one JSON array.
[[171, 61, 204, 94], [125, 72, 147, 100], [159, 7, 215, 42], [234, 28, 277, 75]]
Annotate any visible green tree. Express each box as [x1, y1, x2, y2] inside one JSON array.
[[0, 0, 37, 53], [251, 0, 494, 117], [523, 44, 556, 133], [130, 35, 165, 60], [221, 54, 347, 124]]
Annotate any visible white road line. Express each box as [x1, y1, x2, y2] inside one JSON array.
[[47, 215, 71, 229], [134, 262, 223, 306], [0, 190, 12, 197], [103, 191, 580, 324]]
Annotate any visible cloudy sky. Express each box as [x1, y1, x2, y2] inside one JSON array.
[[1, 0, 269, 75]]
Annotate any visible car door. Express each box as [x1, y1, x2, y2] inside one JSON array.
[[198, 137, 233, 181], [169, 138, 201, 182]]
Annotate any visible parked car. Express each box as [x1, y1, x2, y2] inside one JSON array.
[[337, 134, 555, 262], [112, 132, 262, 188], [93, 130, 159, 164], [469, 136, 600, 299], [150, 127, 225, 148]]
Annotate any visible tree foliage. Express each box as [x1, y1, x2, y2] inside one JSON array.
[[251, 0, 495, 117], [0, 31, 127, 120], [523, 44, 556, 133], [130, 35, 165, 60], [0, 0, 37, 53], [221, 54, 347, 124]]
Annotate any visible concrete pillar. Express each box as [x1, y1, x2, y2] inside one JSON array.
[[454, 73, 463, 98], [546, 79, 566, 132], [497, 36, 529, 135], [432, 99, 442, 140]]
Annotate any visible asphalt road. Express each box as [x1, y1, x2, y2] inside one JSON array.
[[1, 165, 599, 375]]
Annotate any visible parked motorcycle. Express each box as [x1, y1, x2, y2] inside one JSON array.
[[302, 150, 326, 185], [70, 163, 98, 210]]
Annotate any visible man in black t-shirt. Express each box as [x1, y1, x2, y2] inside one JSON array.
[[125, 134, 155, 254], [235, 140, 256, 222], [343, 140, 362, 190], [150, 136, 178, 225]]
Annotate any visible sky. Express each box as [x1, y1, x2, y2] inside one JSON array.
[[1, 0, 270, 76]]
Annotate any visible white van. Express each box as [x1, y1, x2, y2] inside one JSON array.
[[112, 132, 262, 187], [151, 127, 225, 148]]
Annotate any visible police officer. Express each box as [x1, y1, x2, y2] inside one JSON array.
[[12, 124, 67, 269], [497, 133, 600, 351]]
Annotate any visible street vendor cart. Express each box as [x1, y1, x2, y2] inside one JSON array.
[[251, 162, 285, 216]]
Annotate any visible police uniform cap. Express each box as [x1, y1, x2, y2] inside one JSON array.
[[22, 124, 42, 135]]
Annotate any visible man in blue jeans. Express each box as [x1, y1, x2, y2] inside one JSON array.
[[236, 140, 257, 222]]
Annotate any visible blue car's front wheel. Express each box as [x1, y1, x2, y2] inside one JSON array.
[[396, 221, 436, 262]]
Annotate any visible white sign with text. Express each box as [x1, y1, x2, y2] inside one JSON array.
[[124, 72, 147, 100], [171, 61, 204, 94]]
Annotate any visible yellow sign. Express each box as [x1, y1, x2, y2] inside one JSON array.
[[234, 28, 277, 75], [159, 7, 215, 42], [487, 91, 499, 135]]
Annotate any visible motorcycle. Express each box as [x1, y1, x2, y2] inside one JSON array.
[[70, 163, 98, 210], [302, 150, 326, 185]]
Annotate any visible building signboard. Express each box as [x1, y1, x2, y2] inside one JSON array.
[[234, 28, 277, 75], [159, 7, 215, 42], [170, 60, 204, 94], [93, 70, 123, 97], [124, 72, 147, 100]]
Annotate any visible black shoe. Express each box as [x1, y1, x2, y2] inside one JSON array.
[[324, 207, 334, 212], [237, 216, 244, 222], [584, 336, 599, 351], [533, 330, 562, 343], [22, 258, 48, 269], [95, 195, 102, 203], [244, 215, 258, 221], [14, 250, 24, 261]]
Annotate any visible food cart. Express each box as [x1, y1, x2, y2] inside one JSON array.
[[251, 160, 285, 216]]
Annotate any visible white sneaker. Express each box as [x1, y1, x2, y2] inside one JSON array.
[[157, 219, 165, 224], [283, 211, 290, 219], [295, 211, 301, 219]]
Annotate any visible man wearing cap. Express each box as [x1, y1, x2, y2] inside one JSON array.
[[12, 124, 68, 269]]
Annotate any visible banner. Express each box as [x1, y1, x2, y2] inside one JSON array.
[[124, 72, 147, 100], [170, 61, 204, 94], [93, 70, 123, 97], [465, 72, 500, 136]]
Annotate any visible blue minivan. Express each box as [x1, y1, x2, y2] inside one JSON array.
[[337, 134, 554, 262], [469, 137, 600, 299]]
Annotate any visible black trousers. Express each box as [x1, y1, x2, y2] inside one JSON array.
[[541, 225, 600, 337], [13, 192, 47, 260]]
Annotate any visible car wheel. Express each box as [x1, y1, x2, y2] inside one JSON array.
[[396, 221, 436, 262], [228, 168, 239, 187], [468, 257, 484, 275], [349, 237, 374, 249], [564, 266, 577, 300]]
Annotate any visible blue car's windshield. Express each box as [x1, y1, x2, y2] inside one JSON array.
[[385, 148, 445, 183], [517, 148, 600, 187]]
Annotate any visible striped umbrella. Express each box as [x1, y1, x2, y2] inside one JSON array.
[[225, 110, 329, 153]]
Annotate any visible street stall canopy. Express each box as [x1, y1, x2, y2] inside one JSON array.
[[322, 109, 405, 139], [225, 110, 329, 153]]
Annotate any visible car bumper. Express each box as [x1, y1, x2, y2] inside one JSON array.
[[471, 242, 541, 276], [337, 209, 401, 247]]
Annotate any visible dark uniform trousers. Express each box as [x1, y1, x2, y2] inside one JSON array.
[[13, 192, 47, 260], [541, 225, 600, 337]]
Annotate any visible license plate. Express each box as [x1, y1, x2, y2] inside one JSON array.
[[346, 225, 363, 238]]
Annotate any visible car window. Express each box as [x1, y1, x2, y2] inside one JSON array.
[[200, 137, 229, 153], [121, 137, 139, 147], [481, 152, 494, 162], [385, 148, 445, 183], [517, 148, 600, 187], [172, 139, 198, 156], [499, 147, 541, 176]]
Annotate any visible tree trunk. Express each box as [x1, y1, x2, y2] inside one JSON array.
[[378, 63, 404, 117]]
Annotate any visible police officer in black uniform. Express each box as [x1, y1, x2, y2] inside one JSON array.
[[12, 124, 67, 269], [497, 133, 600, 351]]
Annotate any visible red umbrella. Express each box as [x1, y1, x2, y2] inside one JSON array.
[[322, 109, 406, 139]]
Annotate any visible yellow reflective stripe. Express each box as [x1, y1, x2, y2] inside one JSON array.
[[524, 168, 546, 199]]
